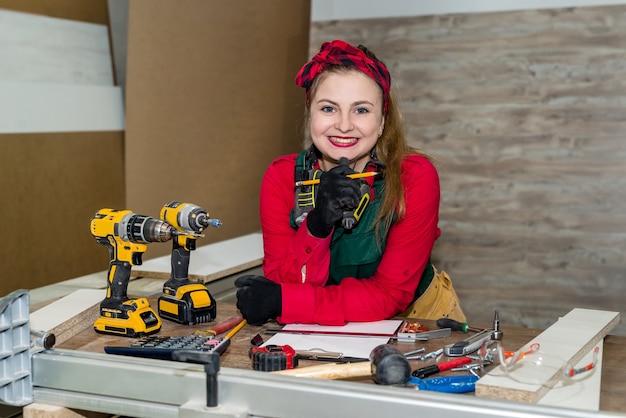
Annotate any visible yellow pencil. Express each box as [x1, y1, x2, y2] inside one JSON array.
[[224, 319, 247, 340], [295, 172, 379, 187]]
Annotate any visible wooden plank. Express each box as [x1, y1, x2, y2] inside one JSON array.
[[0, 82, 124, 133], [132, 232, 264, 283], [0, 9, 113, 85], [30, 289, 105, 346], [23, 403, 109, 418], [476, 308, 620, 403]]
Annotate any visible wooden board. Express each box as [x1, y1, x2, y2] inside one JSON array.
[[30, 289, 105, 346], [132, 232, 264, 282], [476, 308, 620, 403]]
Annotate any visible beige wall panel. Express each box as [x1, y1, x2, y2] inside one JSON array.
[[311, 4, 626, 335], [0, 132, 125, 295], [125, 0, 310, 258]]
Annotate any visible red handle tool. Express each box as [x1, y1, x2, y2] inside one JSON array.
[[412, 357, 473, 379]]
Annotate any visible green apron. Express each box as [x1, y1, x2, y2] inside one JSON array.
[[290, 150, 433, 298]]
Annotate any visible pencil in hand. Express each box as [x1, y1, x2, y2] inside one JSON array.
[[295, 172, 379, 187]]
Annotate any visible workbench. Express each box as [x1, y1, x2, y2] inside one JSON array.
[[46, 299, 626, 417], [16, 231, 625, 418]]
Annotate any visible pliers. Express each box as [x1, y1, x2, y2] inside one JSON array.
[[408, 375, 479, 393]]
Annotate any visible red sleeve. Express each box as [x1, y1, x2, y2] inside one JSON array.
[[260, 155, 334, 286], [261, 155, 441, 325]]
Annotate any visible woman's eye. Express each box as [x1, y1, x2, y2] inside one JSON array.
[[355, 107, 369, 114], [321, 106, 334, 113]]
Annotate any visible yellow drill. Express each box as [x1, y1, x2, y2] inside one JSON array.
[[90, 208, 177, 337], [158, 201, 222, 325]]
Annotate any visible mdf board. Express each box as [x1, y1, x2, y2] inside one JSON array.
[[476, 308, 620, 404], [132, 232, 263, 282], [124, 0, 310, 259], [311, 4, 626, 335], [0, 132, 125, 295]]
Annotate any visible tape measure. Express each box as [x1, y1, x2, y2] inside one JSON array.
[[250, 344, 298, 372]]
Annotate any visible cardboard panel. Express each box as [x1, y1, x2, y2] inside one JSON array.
[[0, 0, 109, 25], [125, 0, 310, 258], [0, 132, 125, 295]]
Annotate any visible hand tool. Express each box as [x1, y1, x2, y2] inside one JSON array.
[[251, 344, 299, 372], [272, 344, 412, 385], [492, 310, 503, 340], [193, 316, 244, 336], [411, 357, 473, 379], [444, 329, 494, 357], [210, 318, 247, 355], [436, 317, 483, 333], [396, 320, 451, 341], [90, 208, 177, 337], [408, 375, 479, 393], [249, 335, 366, 371], [158, 201, 222, 325]]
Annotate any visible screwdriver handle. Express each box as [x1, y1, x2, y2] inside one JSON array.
[[436, 318, 482, 333]]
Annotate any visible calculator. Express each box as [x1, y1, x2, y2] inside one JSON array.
[[104, 334, 225, 360]]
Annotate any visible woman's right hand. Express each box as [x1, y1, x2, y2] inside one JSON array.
[[306, 158, 361, 238]]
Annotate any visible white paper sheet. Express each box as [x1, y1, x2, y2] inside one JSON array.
[[262, 320, 402, 359], [281, 320, 402, 336]]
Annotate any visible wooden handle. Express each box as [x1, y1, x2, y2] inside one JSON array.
[[272, 361, 372, 380]]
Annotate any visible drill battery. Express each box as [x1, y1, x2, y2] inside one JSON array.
[[94, 297, 162, 337], [158, 281, 216, 325], [250, 344, 298, 372]]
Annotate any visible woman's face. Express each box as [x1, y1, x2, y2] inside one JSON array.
[[309, 70, 385, 172]]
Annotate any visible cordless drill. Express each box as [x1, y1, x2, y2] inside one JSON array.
[[90, 208, 177, 337], [158, 201, 223, 325]]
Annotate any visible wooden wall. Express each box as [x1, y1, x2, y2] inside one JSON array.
[[0, 0, 310, 296], [0, 0, 125, 294], [311, 4, 626, 335]]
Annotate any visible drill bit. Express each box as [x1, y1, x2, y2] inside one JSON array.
[[492, 310, 503, 340]]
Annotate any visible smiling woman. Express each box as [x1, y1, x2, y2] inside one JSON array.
[[234, 39, 466, 326]]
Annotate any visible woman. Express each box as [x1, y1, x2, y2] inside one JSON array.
[[236, 39, 465, 325]]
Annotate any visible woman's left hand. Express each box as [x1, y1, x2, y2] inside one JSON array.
[[235, 275, 282, 325]]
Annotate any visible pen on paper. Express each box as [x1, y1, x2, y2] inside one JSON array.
[[295, 172, 379, 187]]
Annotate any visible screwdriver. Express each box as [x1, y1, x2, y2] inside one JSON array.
[[436, 318, 483, 333]]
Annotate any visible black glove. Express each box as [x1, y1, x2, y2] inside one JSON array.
[[306, 158, 362, 238], [235, 275, 282, 325]]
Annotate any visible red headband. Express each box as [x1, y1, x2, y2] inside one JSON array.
[[295, 40, 391, 113]]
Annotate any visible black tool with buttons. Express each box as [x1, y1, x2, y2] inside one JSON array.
[[104, 334, 225, 360]]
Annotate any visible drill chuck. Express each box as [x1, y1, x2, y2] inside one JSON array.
[[119, 213, 176, 243]]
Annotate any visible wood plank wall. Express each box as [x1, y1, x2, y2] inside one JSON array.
[[311, 4, 626, 335]]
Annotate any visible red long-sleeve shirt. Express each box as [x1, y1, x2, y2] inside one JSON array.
[[260, 153, 441, 324]]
